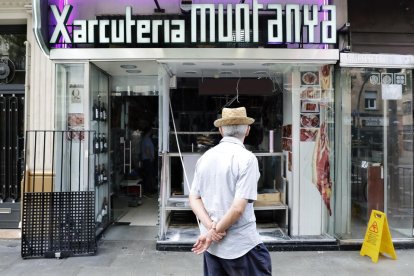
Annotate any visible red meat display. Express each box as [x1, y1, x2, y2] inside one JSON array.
[[312, 122, 332, 215], [300, 128, 318, 142], [300, 114, 320, 128]]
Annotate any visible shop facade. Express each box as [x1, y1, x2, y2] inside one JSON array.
[[17, 0, 413, 256]]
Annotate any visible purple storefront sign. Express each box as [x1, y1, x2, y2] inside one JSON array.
[[34, 0, 336, 54]]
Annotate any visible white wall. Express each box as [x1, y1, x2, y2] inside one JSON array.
[[26, 12, 55, 131], [285, 66, 329, 236]]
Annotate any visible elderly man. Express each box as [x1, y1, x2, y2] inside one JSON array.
[[189, 107, 272, 276]]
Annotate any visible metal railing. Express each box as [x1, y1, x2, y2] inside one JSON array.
[[21, 130, 97, 259]]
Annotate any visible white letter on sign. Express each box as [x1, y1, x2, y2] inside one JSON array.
[[73, 20, 87, 43], [235, 4, 250, 42], [152, 20, 163, 43], [191, 4, 215, 43], [252, 0, 264, 42], [126, 6, 135, 43], [321, 5, 337, 43], [112, 20, 125, 43], [88, 20, 98, 43], [171, 20, 185, 43], [267, 4, 283, 43], [50, 5, 73, 43], [218, 4, 233, 42], [286, 4, 301, 43], [99, 20, 110, 43], [303, 5, 318, 43], [137, 20, 151, 43]]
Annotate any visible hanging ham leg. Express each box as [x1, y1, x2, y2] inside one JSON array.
[[312, 122, 332, 216]]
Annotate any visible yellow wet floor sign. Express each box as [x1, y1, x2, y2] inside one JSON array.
[[360, 210, 397, 263]]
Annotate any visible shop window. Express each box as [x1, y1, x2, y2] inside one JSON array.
[[364, 91, 377, 110], [337, 67, 414, 241], [164, 64, 336, 240]]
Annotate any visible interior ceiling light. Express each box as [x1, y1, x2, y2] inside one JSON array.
[[222, 62, 235, 66], [262, 63, 276, 67], [253, 71, 268, 75], [220, 71, 233, 75], [126, 69, 142, 74], [182, 62, 196, 66], [120, 65, 137, 69]]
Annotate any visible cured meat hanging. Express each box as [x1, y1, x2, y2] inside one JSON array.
[[312, 122, 332, 215]]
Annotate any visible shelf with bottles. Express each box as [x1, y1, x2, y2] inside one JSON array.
[[93, 133, 108, 154], [94, 163, 108, 186], [92, 96, 108, 122]]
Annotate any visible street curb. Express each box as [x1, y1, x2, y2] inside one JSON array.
[[156, 240, 414, 252]]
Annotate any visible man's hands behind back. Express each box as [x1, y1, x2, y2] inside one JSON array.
[[191, 227, 226, 255]]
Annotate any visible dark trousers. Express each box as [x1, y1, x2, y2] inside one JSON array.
[[203, 243, 272, 276], [142, 159, 154, 194]]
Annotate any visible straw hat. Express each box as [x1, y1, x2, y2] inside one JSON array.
[[214, 107, 254, 127]]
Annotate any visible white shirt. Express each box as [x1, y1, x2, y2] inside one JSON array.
[[190, 136, 262, 259]]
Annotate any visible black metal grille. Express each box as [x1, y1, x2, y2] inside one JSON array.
[[22, 192, 96, 258], [0, 94, 24, 203], [21, 130, 97, 259]]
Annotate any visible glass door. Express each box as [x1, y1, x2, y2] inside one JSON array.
[[336, 67, 413, 240]]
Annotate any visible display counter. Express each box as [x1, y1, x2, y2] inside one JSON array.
[[158, 151, 289, 245]]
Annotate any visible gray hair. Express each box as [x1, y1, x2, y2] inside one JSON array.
[[220, 125, 248, 140]]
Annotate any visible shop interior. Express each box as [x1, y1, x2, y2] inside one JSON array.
[[163, 67, 287, 244], [91, 60, 335, 243], [90, 61, 160, 234]]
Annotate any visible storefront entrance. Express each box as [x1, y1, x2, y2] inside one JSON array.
[[86, 55, 339, 246], [89, 61, 160, 235]]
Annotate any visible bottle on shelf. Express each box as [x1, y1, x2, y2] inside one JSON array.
[[99, 102, 104, 122], [99, 133, 104, 153], [101, 102, 107, 122], [102, 133, 107, 153], [92, 100, 100, 121], [94, 165, 99, 185], [102, 165, 107, 183], [93, 134, 100, 154], [99, 164, 104, 184]]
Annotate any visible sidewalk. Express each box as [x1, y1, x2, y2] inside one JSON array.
[[1, 231, 413, 276]]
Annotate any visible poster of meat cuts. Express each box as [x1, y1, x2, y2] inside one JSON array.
[[300, 101, 320, 142], [300, 70, 321, 143], [67, 113, 85, 141], [282, 125, 292, 151]]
